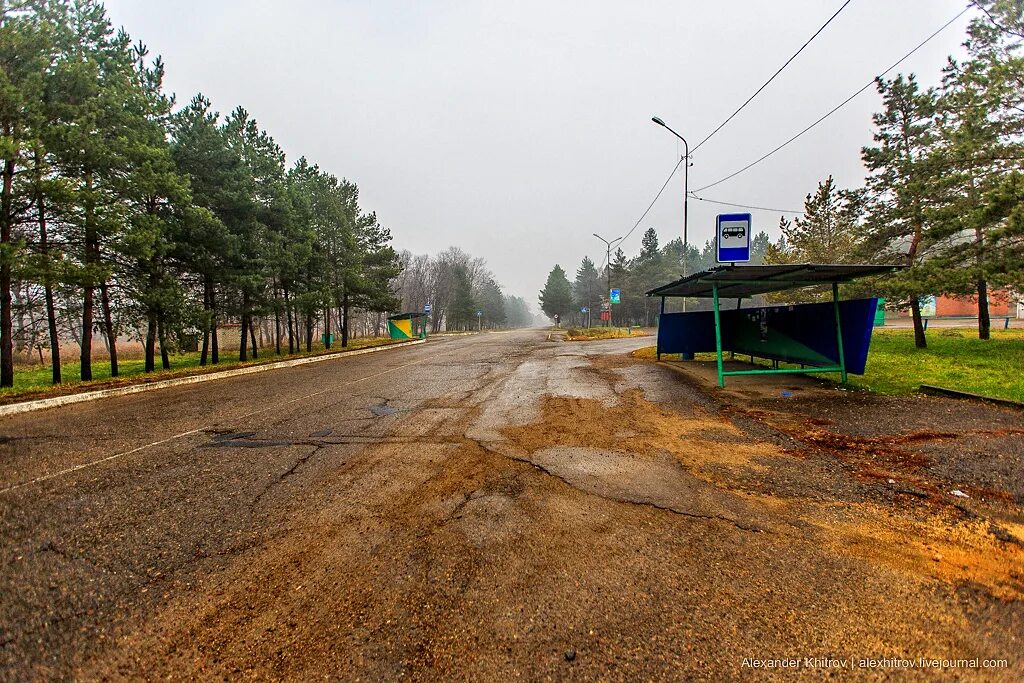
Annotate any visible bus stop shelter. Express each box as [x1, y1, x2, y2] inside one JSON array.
[[646, 263, 904, 387]]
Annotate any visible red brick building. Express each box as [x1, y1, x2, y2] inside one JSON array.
[[934, 291, 1013, 317]]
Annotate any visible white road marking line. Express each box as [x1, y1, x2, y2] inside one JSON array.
[[0, 428, 207, 495], [0, 353, 447, 496]]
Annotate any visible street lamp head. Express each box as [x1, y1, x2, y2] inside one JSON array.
[[592, 233, 603, 241], [651, 116, 666, 127]]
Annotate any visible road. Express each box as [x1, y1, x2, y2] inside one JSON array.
[[1, 329, 1022, 680]]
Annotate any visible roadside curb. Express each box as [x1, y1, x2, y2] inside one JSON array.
[[919, 384, 1023, 410], [0, 339, 427, 418]]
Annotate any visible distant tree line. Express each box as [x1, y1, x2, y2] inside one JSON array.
[[392, 246, 535, 331], [541, 1, 1023, 346], [0, 1, 529, 388], [538, 228, 770, 328]]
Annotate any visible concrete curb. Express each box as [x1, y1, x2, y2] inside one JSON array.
[[919, 384, 1023, 410], [0, 339, 427, 418]]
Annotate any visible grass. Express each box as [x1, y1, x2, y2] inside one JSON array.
[[564, 326, 651, 341], [849, 328, 1024, 402], [634, 328, 1024, 402], [3, 336, 401, 403]]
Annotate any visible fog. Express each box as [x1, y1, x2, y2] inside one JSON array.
[[103, 0, 972, 301]]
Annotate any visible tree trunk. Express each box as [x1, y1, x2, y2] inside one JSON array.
[[239, 292, 249, 361], [145, 309, 157, 372], [1, 147, 15, 387], [44, 284, 60, 384], [977, 279, 991, 340], [200, 278, 211, 366], [81, 169, 96, 381], [305, 313, 313, 352], [158, 314, 170, 369], [249, 318, 258, 359], [99, 279, 118, 376], [324, 306, 332, 350], [910, 297, 927, 349], [36, 187, 61, 384], [273, 282, 282, 355], [284, 287, 294, 354], [341, 291, 350, 348], [210, 283, 219, 364]]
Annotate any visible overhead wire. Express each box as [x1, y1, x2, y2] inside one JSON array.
[[613, 154, 687, 248], [693, 5, 973, 193], [688, 193, 804, 215], [614, 1, 851, 250], [691, 0, 853, 154]]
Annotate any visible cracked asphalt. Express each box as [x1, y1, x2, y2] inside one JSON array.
[[1, 329, 1022, 681]]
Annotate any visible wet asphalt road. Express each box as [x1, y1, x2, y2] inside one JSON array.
[[1, 329, 1021, 681], [0, 333, 529, 675]]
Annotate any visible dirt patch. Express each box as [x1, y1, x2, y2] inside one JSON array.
[[498, 375, 1024, 602], [500, 389, 777, 472], [812, 504, 1024, 601]]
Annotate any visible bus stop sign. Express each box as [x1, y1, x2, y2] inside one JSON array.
[[716, 213, 751, 263]]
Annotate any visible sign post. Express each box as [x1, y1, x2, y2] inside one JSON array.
[[423, 303, 431, 339], [476, 310, 482, 331], [716, 213, 751, 264]]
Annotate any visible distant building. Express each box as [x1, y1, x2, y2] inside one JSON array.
[[895, 290, 1020, 318], [933, 291, 1014, 317]]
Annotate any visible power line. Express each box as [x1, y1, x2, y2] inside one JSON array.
[[689, 193, 804, 214], [694, 5, 972, 193], [615, 154, 687, 248], [691, 0, 853, 154]]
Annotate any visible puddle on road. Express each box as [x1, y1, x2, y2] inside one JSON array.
[[369, 401, 400, 417]]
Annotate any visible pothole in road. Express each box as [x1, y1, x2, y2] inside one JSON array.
[[525, 446, 769, 530]]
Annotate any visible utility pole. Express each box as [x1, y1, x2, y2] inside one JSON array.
[[593, 233, 621, 327], [652, 116, 691, 311]]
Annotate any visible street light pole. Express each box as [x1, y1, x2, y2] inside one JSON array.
[[593, 232, 621, 327], [652, 116, 690, 311]]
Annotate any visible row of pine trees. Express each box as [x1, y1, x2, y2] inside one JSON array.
[[0, 1, 404, 387]]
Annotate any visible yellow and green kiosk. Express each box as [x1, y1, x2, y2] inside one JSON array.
[[388, 312, 429, 340]]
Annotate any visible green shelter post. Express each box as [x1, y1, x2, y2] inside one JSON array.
[[657, 296, 666, 360], [832, 281, 847, 383], [712, 283, 724, 388]]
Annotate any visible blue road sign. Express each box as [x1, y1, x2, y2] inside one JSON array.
[[424, 303, 432, 313], [581, 307, 589, 313], [610, 289, 621, 304], [716, 213, 751, 263], [476, 310, 482, 316]]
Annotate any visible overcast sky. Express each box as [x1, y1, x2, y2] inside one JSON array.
[[103, 0, 973, 303]]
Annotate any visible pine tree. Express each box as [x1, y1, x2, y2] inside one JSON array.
[[170, 95, 246, 365], [931, 1, 1024, 339], [0, 0, 51, 386], [639, 227, 659, 261], [861, 74, 939, 348], [779, 176, 861, 263], [448, 264, 475, 330], [765, 177, 861, 303], [538, 264, 571, 325], [572, 256, 601, 327]]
